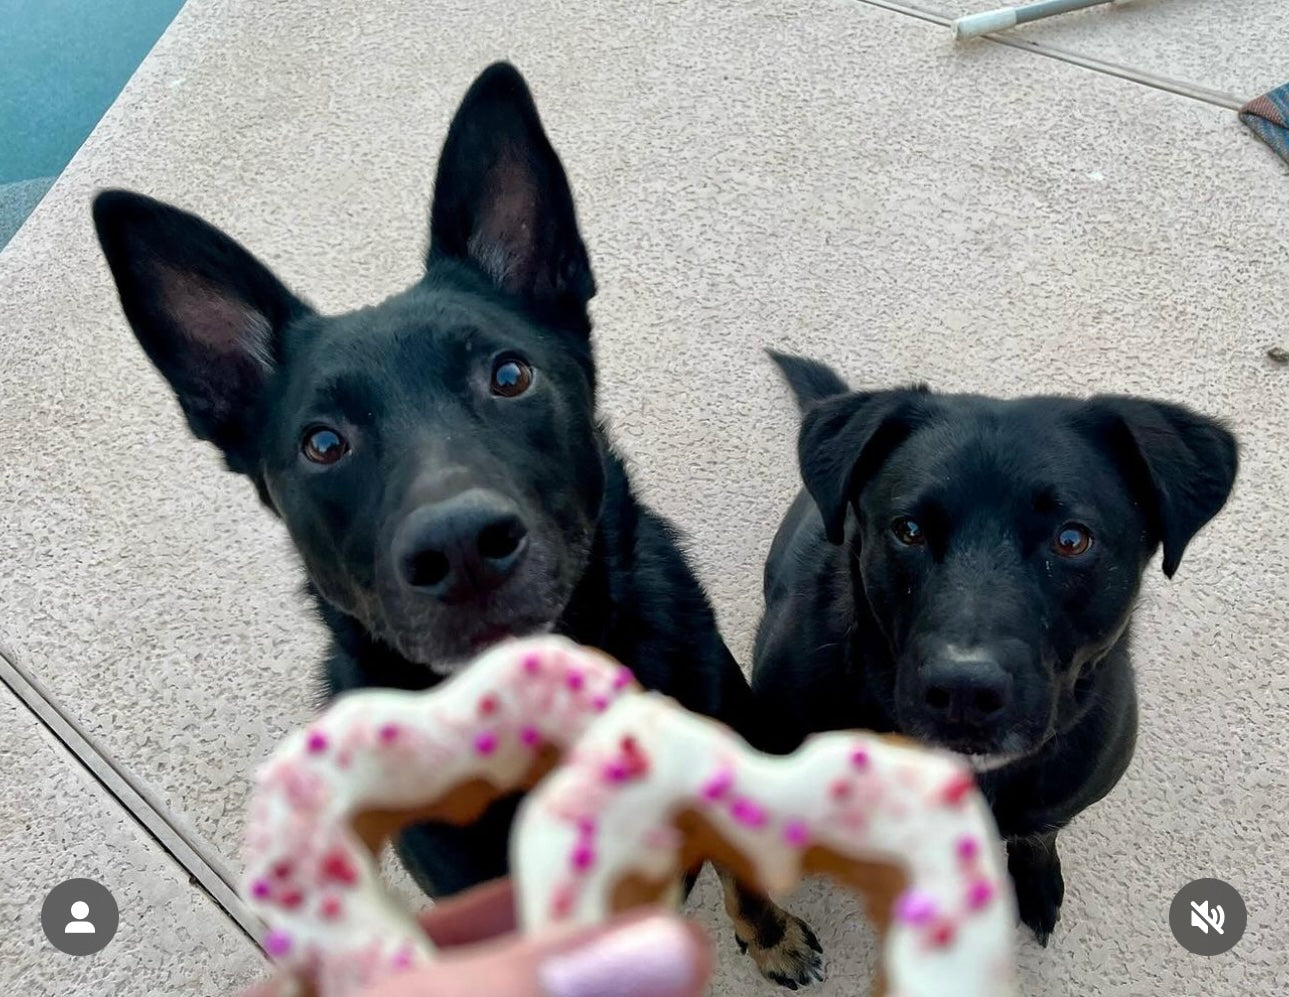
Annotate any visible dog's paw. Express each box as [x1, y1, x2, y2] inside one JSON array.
[[1009, 839, 1065, 946], [734, 912, 825, 990]]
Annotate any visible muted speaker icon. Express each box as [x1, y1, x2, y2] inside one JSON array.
[[1171, 878, 1244, 956], [1190, 899, 1225, 935]]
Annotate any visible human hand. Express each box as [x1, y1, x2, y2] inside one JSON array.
[[237, 878, 713, 997]]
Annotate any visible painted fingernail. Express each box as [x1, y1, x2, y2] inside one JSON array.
[[538, 916, 701, 997]]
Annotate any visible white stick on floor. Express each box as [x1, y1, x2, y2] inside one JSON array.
[[953, 0, 1116, 40]]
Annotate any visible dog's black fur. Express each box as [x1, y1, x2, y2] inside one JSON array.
[[94, 64, 821, 987], [754, 352, 1237, 943]]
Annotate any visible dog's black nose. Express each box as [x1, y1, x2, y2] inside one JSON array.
[[393, 490, 529, 603], [921, 654, 1012, 727]]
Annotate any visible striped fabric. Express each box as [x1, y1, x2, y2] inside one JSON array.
[[1240, 83, 1289, 164]]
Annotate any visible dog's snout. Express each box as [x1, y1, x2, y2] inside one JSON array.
[[920, 653, 1012, 727], [393, 490, 529, 603]]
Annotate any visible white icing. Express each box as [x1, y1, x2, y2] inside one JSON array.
[[243, 635, 1018, 997], [242, 635, 635, 997], [513, 694, 1019, 997]]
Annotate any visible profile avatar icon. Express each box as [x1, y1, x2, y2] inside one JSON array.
[[41, 878, 117, 954], [64, 901, 95, 934]]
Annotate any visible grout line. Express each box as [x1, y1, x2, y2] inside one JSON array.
[[854, 0, 1247, 110], [0, 638, 265, 951]]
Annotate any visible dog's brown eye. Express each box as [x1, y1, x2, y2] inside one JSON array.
[[302, 427, 349, 465], [1053, 523, 1092, 557], [491, 357, 533, 398], [891, 517, 925, 546]]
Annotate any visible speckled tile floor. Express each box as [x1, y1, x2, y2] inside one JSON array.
[[2, 1, 1286, 993]]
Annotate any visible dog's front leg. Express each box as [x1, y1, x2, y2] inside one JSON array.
[[718, 868, 824, 989], [1006, 830, 1064, 945]]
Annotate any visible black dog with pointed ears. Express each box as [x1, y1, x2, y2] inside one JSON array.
[[754, 351, 1237, 944], [94, 64, 822, 987]]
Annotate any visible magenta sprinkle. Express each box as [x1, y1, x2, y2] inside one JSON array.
[[613, 667, 634, 690], [566, 670, 585, 691], [571, 843, 596, 872], [782, 820, 810, 848], [701, 767, 735, 801], [894, 889, 938, 925], [391, 945, 414, 971], [306, 731, 328, 754], [604, 761, 629, 782], [523, 654, 541, 674], [474, 731, 498, 755], [250, 879, 271, 899], [730, 797, 767, 829], [576, 815, 597, 835], [263, 929, 292, 958], [378, 723, 400, 744], [967, 878, 995, 910], [850, 747, 870, 769], [957, 836, 980, 862], [520, 726, 541, 748], [591, 694, 610, 712]]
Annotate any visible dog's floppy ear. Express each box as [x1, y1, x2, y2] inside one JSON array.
[[1090, 396, 1238, 577], [427, 62, 595, 329], [93, 190, 311, 473], [798, 389, 924, 544]]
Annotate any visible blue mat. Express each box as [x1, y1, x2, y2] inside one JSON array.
[[1240, 82, 1289, 165]]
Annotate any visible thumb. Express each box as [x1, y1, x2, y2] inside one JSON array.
[[369, 912, 713, 997]]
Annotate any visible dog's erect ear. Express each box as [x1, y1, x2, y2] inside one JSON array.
[[1089, 396, 1238, 578], [767, 350, 851, 412], [92, 190, 311, 473], [428, 62, 595, 327], [799, 390, 925, 544]]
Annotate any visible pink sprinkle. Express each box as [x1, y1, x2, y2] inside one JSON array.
[[322, 850, 358, 885], [280, 890, 303, 910], [730, 797, 767, 829], [523, 654, 541, 674], [263, 929, 292, 958], [783, 820, 810, 848], [391, 945, 414, 971], [306, 731, 328, 754], [320, 896, 342, 920], [272, 861, 293, 879], [479, 694, 499, 716], [474, 731, 498, 756], [701, 767, 735, 801], [957, 836, 980, 862], [830, 779, 851, 800], [967, 878, 995, 910], [520, 726, 541, 748], [604, 761, 630, 782], [612, 667, 634, 690], [378, 723, 400, 744], [576, 815, 597, 835], [894, 889, 938, 925], [566, 670, 585, 691], [552, 887, 574, 918], [851, 747, 870, 769], [941, 773, 976, 806], [250, 879, 271, 899], [591, 695, 610, 712], [931, 922, 956, 947], [571, 843, 596, 872]]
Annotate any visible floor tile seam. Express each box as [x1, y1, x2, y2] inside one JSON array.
[[0, 634, 264, 951], [853, 0, 1247, 109]]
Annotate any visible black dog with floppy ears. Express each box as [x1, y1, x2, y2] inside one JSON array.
[[93, 63, 822, 987], [753, 352, 1237, 943]]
